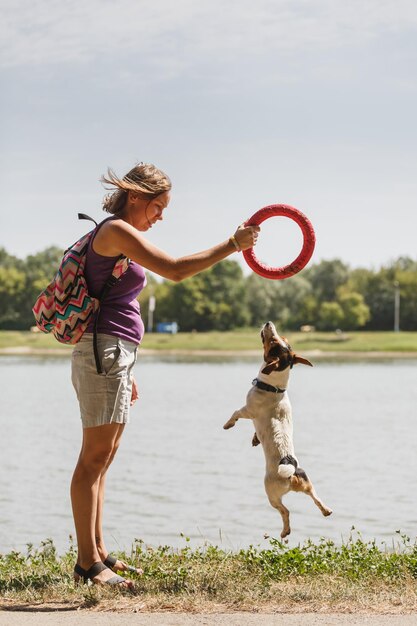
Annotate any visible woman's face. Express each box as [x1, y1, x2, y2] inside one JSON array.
[[132, 190, 171, 231]]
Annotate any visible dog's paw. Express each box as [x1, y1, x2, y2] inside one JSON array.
[[223, 419, 236, 430], [323, 508, 333, 517]]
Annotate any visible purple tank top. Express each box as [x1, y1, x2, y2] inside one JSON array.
[[85, 222, 147, 344]]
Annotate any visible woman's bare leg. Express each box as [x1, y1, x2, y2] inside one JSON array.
[[94, 424, 130, 570], [70, 422, 130, 584]]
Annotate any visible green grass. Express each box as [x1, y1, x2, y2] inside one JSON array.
[[140, 330, 417, 353], [1, 532, 417, 612], [0, 331, 73, 351], [1, 329, 417, 353], [286, 331, 417, 353]]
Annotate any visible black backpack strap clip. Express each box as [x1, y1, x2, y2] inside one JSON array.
[[78, 213, 98, 227]]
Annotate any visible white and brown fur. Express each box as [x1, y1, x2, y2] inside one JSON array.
[[223, 321, 332, 538]]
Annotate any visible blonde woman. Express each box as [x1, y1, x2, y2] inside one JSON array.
[[70, 162, 260, 587]]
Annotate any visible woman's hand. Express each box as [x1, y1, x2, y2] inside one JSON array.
[[130, 376, 139, 406], [233, 224, 260, 251]]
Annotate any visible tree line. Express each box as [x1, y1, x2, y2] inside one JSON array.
[[1, 246, 416, 332]]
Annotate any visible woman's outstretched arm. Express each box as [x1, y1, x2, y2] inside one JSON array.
[[94, 219, 260, 282]]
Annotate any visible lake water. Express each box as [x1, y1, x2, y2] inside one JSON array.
[[0, 354, 416, 555]]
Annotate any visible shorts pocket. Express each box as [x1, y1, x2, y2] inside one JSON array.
[[100, 340, 122, 376]]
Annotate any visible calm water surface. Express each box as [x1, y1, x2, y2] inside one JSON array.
[[0, 354, 416, 554]]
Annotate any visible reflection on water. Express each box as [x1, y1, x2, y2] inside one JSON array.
[[1, 354, 416, 554]]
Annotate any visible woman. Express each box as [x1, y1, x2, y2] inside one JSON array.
[[70, 162, 260, 587]]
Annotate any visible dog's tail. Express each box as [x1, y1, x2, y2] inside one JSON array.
[[278, 455, 298, 478]]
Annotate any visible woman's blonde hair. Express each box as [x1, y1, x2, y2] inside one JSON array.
[[101, 162, 171, 214]]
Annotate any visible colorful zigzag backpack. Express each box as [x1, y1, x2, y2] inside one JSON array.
[[32, 214, 129, 362]]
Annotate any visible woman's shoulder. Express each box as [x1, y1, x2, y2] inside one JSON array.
[[99, 217, 137, 236], [93, 218, 126, 256], [94, 217, 144, 256]]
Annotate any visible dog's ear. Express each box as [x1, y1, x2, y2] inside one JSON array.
[[261, 359, 280, 374], [293, 354, 313, 367]]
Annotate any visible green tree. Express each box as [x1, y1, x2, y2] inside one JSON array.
[[0, 266, 26, 326], [304, 259, 349, 302], [24, 246, 64, 288], [19, 247, 64, 329], [1, 242, 415, 332], [337, 289, 370, 329], [152, 260, 250, 331], [359, 270, 399, 330], [317, 301, 344, 330], [391, 257, 417, 272], [137, 272, 161, 331], [0, 248, 25, 271], [154, 274, 209, 331], [246, 274, 281, 327], [394, 270, 417, 331], [246, 273, 316, 331], [199, 261, 250, 330], [0, 248, 29, 328], [270, 275, 315, 330]]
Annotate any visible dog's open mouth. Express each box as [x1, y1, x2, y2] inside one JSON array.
[[261, 322, 292, 370], [261, 321, 312, 372]]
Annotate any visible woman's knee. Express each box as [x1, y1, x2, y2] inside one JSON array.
[[75, 423, 125, 476], [78, 447, 114, 475], [105, 426, 124, 467], [107, 440, 122, 465]]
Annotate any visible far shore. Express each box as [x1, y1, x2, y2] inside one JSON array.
[[1, 329, 417, 359], [1, 346, 417, 359]]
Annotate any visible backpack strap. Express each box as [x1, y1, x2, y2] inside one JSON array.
[[93, 259, 127, 374], [80, 213, 130, 374]]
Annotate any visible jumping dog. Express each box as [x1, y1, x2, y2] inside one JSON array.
[[223, 321, 332, 538]]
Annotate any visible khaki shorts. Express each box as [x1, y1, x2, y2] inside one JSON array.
[[71, 333, 138, 428]]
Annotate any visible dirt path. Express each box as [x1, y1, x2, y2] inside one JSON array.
[[1, 612, 416, 625]]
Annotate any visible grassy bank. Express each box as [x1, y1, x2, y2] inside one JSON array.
[[1, 533, 417, 613], [1, 329, 417, 354]]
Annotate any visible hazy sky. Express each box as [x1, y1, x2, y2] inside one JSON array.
[[1, 0, 416, 275]]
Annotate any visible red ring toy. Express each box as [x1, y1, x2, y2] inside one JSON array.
[[243, 204, 316, 280]]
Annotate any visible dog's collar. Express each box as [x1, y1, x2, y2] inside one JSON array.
[[252, 378, 286, 394]]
